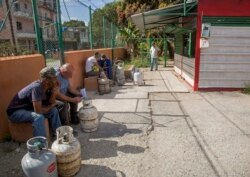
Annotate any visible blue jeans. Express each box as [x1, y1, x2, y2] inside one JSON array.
[[150, 57, 158, 71], [9, 108, 61, 137]]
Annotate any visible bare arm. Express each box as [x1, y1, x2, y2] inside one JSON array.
[[68, 86, 81, 96], [56, 89, 82, 103], [33, 101, 56, 114]]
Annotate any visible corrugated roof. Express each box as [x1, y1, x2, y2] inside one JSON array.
[[130, 1, 197, 33]]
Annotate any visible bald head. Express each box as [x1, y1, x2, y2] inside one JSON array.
[[60, 63, 74, 79]]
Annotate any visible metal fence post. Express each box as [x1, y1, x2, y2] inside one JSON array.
[[102, 16, 106, 48], [89, 5, 93, 49], [164, 39, 167, 67], [31, 0, 44, 55], [56, 0, 65, 65]]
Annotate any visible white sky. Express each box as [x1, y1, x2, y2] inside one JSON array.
[[60, 0, 115, 23]]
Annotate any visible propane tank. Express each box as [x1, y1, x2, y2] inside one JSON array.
[[78, 98, 99, 132], [51, 126, 81, 177], [133, 69, 144, 85], [98, 73, 111, 95], [115, 61, 125, 86], [21, 136, 58, 177]]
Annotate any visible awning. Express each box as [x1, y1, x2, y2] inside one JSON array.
[[130, 1, 197, 33]]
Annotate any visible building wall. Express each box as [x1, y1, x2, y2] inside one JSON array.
[[0, 1, 12, 42], [0, 0, 57, 51], [174, 54, 195, 87], [199, 26, 250, 88], [198, 0, 250, 16], [194, 0, 250, 90]]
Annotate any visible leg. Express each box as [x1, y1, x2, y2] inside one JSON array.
[[44, 107, 61, 135], [155, 58, 158, 70], [150, 57, 154, 71], [86, 71, 99, 77], [56, 100, 70, 125], [67, 92, 79, 124], [9, 109, 46, 137]]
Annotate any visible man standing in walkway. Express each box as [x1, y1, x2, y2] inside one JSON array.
[[55, 63, 82, 124], [150, 42, 161, 71]]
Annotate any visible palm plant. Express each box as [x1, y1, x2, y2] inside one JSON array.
[[117, 21, 140, 57]]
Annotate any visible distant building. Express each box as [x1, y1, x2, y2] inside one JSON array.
[[0, 0, 57, 53], [63, 26, 89, 50]]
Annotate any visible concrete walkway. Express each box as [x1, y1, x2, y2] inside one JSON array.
[[74, 66, 250, 177]]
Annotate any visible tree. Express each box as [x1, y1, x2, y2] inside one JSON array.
[[63, 20, 85, 27], [117, 21, 140, 57], [92, 1, 120, 48]]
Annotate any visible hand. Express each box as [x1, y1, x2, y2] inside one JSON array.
[[72, 97, 82, 103]]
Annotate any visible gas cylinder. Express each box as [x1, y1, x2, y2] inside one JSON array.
[[51, 126, 81, 177], [133, 69, 144, 85], [115, 61, 125, 86], [78, 99, 99, 132], [21, 136, 58, 177], [98, 77, 111, 95]]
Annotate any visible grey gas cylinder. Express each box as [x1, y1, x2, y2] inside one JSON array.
[[21, 136, 58, 177], [51, 126, 81, 177], [98, 77, 111, 94]]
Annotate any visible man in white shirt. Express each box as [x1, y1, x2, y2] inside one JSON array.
[[150, 42, 161, 71], [85, 52, 101, 77]]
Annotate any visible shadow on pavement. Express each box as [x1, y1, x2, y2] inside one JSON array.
[[77, 164, 126, 177], [82, 139, 145, 160], [89, 122, 142, 139]]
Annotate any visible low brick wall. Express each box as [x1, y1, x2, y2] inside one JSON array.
[[0, 48, 126, 141], [0, 54, 45, 140], [65, 47, 126, 90]]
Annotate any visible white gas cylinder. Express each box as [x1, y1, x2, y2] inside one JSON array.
[[78, 99, 99, 132], [133, 70, 144, 85]]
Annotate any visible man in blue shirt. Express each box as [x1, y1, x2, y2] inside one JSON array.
[[7, 67, 61, 137], [55, 63, 82, 124]]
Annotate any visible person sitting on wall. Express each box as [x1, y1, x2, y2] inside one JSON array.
[[85, 52, 102, 77], [6, 67, 62, 137], [55, 63, 82, 125], [98, 54, 112, 79]]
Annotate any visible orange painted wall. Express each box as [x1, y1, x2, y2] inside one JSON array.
[[65, 47, 126, 90], [0, 54, 45, 140], [0, 47, 125, 141]]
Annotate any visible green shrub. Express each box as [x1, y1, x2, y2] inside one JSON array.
[[125, 57, 149, 68], [242, 85, 250, 94]]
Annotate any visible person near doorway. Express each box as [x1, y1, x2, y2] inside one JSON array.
[[150, 42, 161, 71]]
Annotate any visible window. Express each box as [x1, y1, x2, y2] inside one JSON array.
[[0, 0, 3, 7], [16, 22, 22, 30], [14, 3, 20, 11], [24, 3, 27, 9], [0, 20, 5, 29]]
